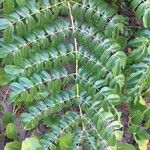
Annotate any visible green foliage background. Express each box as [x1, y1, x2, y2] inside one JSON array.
[[0, 0, 150, 149]]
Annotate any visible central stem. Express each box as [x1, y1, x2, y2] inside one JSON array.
[[67, 1, 84, 122], [67, 1, 79, 98]]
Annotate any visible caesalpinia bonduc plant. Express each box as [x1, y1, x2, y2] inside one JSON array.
[[0, 0, 150, 149]]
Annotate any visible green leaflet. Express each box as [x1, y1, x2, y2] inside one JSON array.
[[112, 25, 120, 40], [26, 16, 36, 33], [135, 3, 145, 18], [19, 77, 33, 88], [4, 65, 22, 77], [21, 137, 42, 150], [143, 8, 150, 28], [131, 0, 142, 9], [4, 141, 22, 150], [0, 46, 14, 59], [16, 21, 26, 37], [117, 144, 135, 150], [59, 133, 73, 150], [0, 68, 11, 86], [131, 110, 144, 125], [2, 112, 14, 125], [0, 19, 11, 30], [4, 25, 14, 43], [43, 115, 60, 127], [3, 0, 15, 14], [6, 123, 18, 139], [136, 127, 150, 140], [36, 12, 45, 28]]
